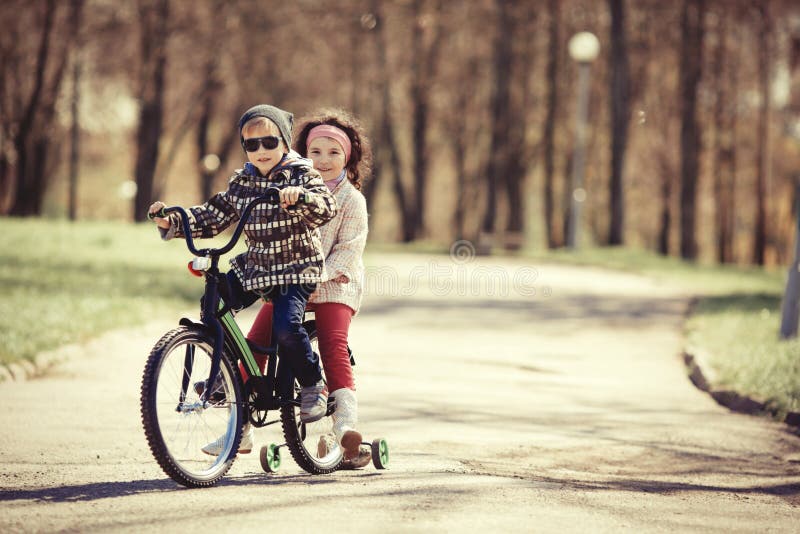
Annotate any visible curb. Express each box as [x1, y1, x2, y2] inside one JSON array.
[[683, 346, 800, 429]]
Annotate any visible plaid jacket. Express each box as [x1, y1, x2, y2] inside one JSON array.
[[308, 178, 368, 314], [164, 153, 337, 291]]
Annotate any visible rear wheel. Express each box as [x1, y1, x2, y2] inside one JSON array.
[[280, 321, 343, 474], [140, 327, 245, 487]]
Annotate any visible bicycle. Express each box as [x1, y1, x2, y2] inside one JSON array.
[[140, 190, 388, 488]]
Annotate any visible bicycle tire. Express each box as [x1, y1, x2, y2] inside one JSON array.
[[280, 321, 344, 474], [140, 326, 246, 487]]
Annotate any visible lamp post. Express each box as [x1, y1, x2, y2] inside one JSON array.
[[565, 31, 600, 249]]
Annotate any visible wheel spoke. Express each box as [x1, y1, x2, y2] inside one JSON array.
[[277, 327, 343, 474], [141, 328, 244, 487]]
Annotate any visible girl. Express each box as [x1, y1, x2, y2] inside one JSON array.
[[247, 108, 372, 467]]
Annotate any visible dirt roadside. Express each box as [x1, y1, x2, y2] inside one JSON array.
[[1, 253, 798, 533]]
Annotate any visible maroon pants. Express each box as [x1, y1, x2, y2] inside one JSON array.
[[245, 301, 355, 392]]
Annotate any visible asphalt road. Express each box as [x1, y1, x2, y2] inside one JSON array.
[[1, 253, 799, 532]]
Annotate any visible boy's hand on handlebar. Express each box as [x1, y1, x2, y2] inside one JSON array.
[[148, 201, 171, 229], [279, 186, 304, 209]]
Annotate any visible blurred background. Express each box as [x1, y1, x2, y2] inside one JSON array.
[[2, 0, 800, 265]]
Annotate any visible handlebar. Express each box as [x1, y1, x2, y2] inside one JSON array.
[[148, 187, 305, 258]]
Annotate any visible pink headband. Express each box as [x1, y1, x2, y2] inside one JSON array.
[[306, 124, 352, 163]]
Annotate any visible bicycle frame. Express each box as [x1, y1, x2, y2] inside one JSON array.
[[154, 193, 288, 408]]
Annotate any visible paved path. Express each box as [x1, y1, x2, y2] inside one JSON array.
[[1, 253, 799, 532]]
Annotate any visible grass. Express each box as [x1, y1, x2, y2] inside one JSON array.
[[686, 294, 800, 415], [0, 218, 243, 365]]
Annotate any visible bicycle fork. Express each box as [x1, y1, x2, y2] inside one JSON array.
[[200, 269, 225, 406]]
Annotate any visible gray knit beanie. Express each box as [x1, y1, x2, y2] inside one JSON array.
[[238, 104, 294, 149]]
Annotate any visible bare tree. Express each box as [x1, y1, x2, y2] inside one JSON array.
[[409, 0, 444, 240], [752, 2, 771, 265], [448, 54, 482, 241], [132, 0, 169, 222], [8, 0, 83, 216], [502, 3, 538, 250], [68, 52, 81, 221], [372, 0, 413, 241], [710, 7, 738, 263], [608, 0, 630, 245], [542, 0, 561, 249], [479, 0, 515, 252], [678, 0, 705, 260], [8, 0, 56, 216]]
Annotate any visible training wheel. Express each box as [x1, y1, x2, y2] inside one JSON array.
[[371, 438, 389, 469], [260, 443, 281, 473]]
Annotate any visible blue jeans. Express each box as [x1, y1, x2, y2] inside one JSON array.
[[223, 271, 321, 387]]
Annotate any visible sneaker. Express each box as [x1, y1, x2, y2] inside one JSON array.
[[341, 446, 372, 470], [317, 433, 337, 459], [316, 435, 371, 469], [201, 424, 253, 456], [193, 377, 226, 404], [299, 380, 328, 423]]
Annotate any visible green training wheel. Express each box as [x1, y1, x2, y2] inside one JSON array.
[[260, 443, 281, 473], [371, 438, 389, 469]]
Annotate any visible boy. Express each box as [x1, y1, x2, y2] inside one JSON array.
[[149, 104, 337, 455]]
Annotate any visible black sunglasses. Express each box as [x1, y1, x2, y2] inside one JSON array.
[[243, 136, 280, 152]]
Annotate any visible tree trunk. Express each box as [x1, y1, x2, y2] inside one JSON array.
[[197, 80, 240, 203], [452, 128, 468, 241], [409, 0, 443, 240], [753, 4, 771, 265], [608, 0, 630, 245], [68, 56, 81, 221], [562, 151, 573, 246], [372, 0, 412, 241], [196, 62, 216, 202], [722, 26, 741, 263], [349, 17, 361, 117], [712, 11, 738, 264], [503, 4, 536, 251], [658, 151, 672, 255], [9, 0, 56, 216], [450, 57, 479, 241], [10, 0, 83, 216], [678, 0, 705, 260], [360, 12, 380, 209], [479, 0, 514, 252], [133, 0, 169, 222], [543, 0, 560, 249]]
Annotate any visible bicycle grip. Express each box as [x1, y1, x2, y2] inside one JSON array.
[[283, 192, 307, 211], [272, 190, 306, 209], [148, 207, 168, 220]]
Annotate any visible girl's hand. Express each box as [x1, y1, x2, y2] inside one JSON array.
[[148, 201, 171, 229], [332, 274, 349, 284], [279, 186, 304, 209]]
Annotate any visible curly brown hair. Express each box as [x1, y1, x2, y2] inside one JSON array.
[[293, 108, 372, 191]]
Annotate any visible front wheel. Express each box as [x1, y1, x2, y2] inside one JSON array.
[[140, 326, 246, 488]]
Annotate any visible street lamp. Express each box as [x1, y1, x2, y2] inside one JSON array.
[[565, 31, 600, 249]]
